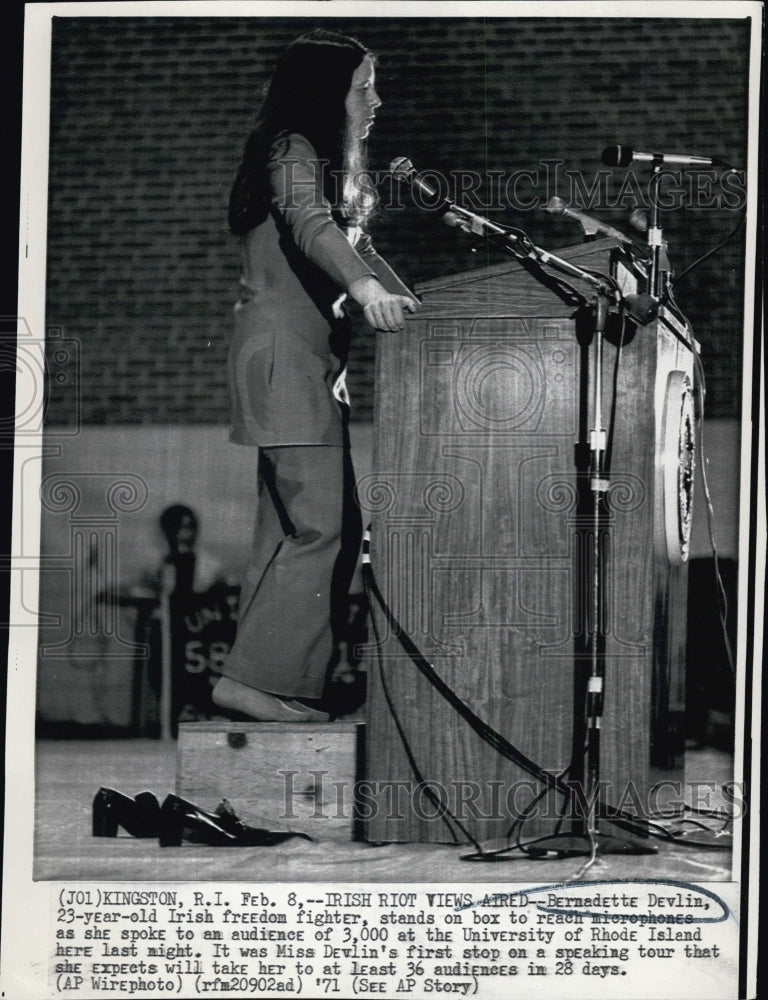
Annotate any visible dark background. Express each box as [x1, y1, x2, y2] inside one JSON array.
[[44, 14, 752, 426]]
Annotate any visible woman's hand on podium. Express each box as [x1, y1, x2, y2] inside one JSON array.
[[349, 276, 420, 331]]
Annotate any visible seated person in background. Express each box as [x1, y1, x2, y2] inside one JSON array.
[[130, 505, 233, 729], [134, 504, 229, 598]]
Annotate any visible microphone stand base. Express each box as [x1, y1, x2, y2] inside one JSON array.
[[524, 831, 658, 859]]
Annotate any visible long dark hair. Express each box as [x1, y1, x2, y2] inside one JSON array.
[[159, 504, 198, 542], [229, 28, 375, 235]]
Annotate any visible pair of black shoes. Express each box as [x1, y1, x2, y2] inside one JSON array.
[[92, 787, 312, 848]]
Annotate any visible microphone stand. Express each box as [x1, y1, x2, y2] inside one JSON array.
[[467, 221, 655, 858], [647, 156, 671, 301], [418, 181, 658, 856], [521, 282, 654, 859]]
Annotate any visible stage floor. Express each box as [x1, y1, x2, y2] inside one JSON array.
[[31, 738, 735, 884]]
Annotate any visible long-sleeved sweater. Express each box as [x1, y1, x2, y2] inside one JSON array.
[[227, 132, 409, 447]]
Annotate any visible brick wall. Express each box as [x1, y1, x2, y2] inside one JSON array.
[[45, 15, 752, 425]]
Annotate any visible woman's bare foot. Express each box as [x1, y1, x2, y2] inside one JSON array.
[[211, 676, 330, 722]]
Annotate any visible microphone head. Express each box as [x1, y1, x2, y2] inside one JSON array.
[[628, 208, 648, 233], [389, 156, 414, 181], [544, 196, 566, 216], [602, 145, 633, 168]]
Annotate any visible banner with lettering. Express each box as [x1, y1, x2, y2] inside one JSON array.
[[168, 585, 239, 729]]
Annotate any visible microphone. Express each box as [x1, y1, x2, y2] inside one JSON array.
[[628, 208, 648, 233], [390, 156, 506, 238], [601, 145, 732, 169], [389, 156, 451, 211], [545, 196, 632, 244]]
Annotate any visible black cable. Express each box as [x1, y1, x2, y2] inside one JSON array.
[[511, 764, 575, 857], [364, 539, 738, 853], [580, 267, 623, 297], [652, 803, 736, 821], [656, 292, 735, 674], [607, 814, 733, 851], [363, 571, 481, 851], [673, 210, 746, 284], [363, 552, 572, 800], [604, 310, 629, 470], [691, 347, 737, 674]]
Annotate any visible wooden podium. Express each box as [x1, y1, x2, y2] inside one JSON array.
[[362, 239, 694, 844]]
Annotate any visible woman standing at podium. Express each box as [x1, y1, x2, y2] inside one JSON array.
[[212, 29, 418, 722]]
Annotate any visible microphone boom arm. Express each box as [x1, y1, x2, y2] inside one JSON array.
[[391, 156, 622, 306], [447, 203, 618, 298]]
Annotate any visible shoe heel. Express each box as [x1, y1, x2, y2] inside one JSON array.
[[92, 810, 119, 837], [92, 789, 118, 837], [131, 791, 161, 838], [159, 826, 183, 847], [92, 787, 161, 838], [159, 797, 184, 847]]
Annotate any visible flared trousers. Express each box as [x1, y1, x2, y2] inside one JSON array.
[[222, 440, 361, 700]]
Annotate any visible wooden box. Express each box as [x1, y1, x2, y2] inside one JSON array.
[[177, 721, 365, 841]]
